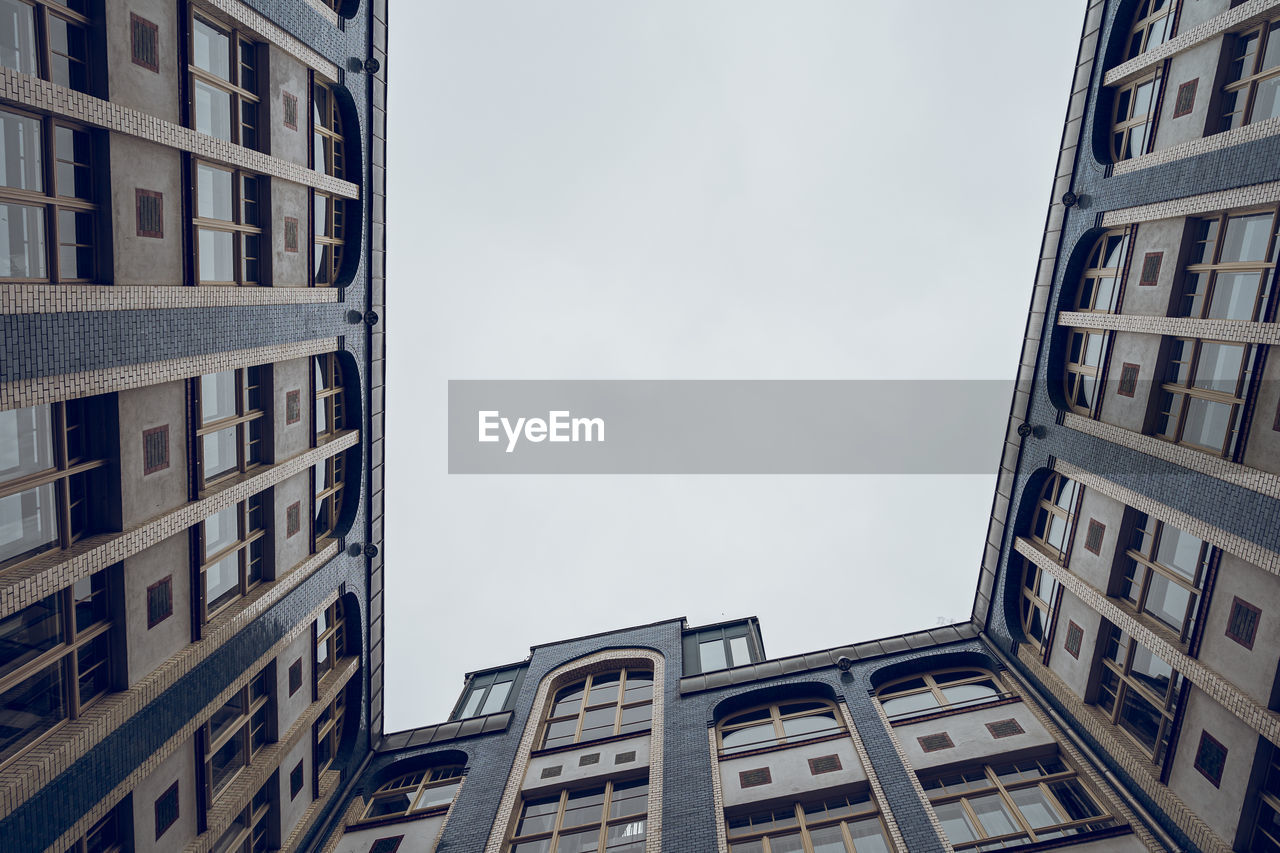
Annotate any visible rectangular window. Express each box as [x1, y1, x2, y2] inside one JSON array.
[[66, 801, 126, 853], [454, 665, 524, 719], [290, 760, 304, 799], [201, 667, 272, 802], [1120, 512, 1209, 641], [1154, 337, 1257, 458], [193, 162, 264, 285], [1179, 211, 1279, 322], [288, 658, 302, 695], [727, 790, 892, 853], [313, 455, 345, 543], [314, 599, 345, 683], [213, 779, 273, 852], [188, 13, 260, 148], [314, 689, 345, 775], [195, 495, 267, 621], [312, 191, 345, 286], [1096, 625, 1183, 765], [1220, 20, 1280, 132], [312, 82, 345, 178], [510, 780, 647, 852], [683, 622, 759, 675], [0, 0, 92, 92], [155, 781, 179, 840], [194, 367, 265, 486], [314, 354, 345, 438]]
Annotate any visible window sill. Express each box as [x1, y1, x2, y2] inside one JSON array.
[[530, 729, 652, 759], [717, 730, 848, 762], [886, 694, 1022, 728]]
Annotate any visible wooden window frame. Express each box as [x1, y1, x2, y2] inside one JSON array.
[[877, 669, 1005, 723], [312, 80, 346, 179], [313, 454, 345, 544], [1019, 555, 1060, 654], [1, 0, 93, 92], [1153, 336, 1258, 458], [1029, 474, 1081, 563], [1110, 71, 1161, 162], [507, 778, 648, 853], [0, 107, 99, 283], [0, 571, 111, 768], [717, 698, 845, 755], [66, 801, 125, 853], [725, 790, 892, 853], [1123, 0, 1175, 62], [313, 354, 345, 440], [193, 367, 266, 488], [212, 778, 274, 852], [922, 756, 1117, 850], [1219, 18, 1280, 133], [314, 688, 346, 776], [1096, 625, 1183, 766], [314, 598, 346, 684], [0, 399, 111, 570], [540, 668, 654, 750], [187, 11, 261, 148], [358, 766, 464, 823], [191, 160, 265, 286], [1074, 229, 1129, 313], [1178, 209, 1280, 322], [1064, 329, 1106, 415], [1249, 745, 1280, 849], [1118, 512, 1209, 643], [200, 667, 273, 804], [194, 494, 267, 623], [311, 190, 345, 286]]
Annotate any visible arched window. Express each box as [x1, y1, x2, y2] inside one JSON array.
[[541, 668, 653, 749], [1120, 513, 1209, 641], [1110, 72, 1159, 161], [1178, 210, 1279, 321], [1123, 0, 1174, 62], [1019, 558, 1059, 653], [877, 671, 1002, 722], [360, 765, 463, 821], [313, 82, 346, 179], [1074, 229, 1128, 313], [726, 790, 893, 853], [1063, 329, 1105, 415], [1154, 337, 1258, 457], [1029, 474, 1081, 563], [717, 699, 844, 755]]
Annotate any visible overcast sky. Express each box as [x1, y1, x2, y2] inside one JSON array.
[[383, 2, 1086, 731]]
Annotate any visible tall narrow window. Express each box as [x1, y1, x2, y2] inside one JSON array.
[[202, 667, 272, 802], [1096, 625, 1183, 765], [509, 780, 647, 853], [312, 82, 345, 178], [313, 455, 345, 542], [1249, 746, 1280, 851], [1178, 211, 1279, 322], [211, 779, 274, 853], [1119, 514, 1209, 641], [1029, 474, 1080, 563], [196, 495, 266, 621], [1220, 19, 1280, 132], [314, 598, 345, 681], [1074, 229, 1128, 313], [64, 801, 126, 853], [0, 398, 111, 568], [0, 572, 111, 765], [541, 669, 653, 749], [314, 354, 345, 439], [315, 689, 346, 776], [1063, 329, 1105, 415], [1020, 556, 1060, 652], [1154, 337, 1257, 457], [188, 13, 261, 147], [1123, 0, 1173, 62], [0, 109, 98, 282], [195, 367, 266, 487], [193, 162, 263, 285], [1110, 73, 1160, 161], [313, 191, 344, 286], [0, 0, 91, 92]]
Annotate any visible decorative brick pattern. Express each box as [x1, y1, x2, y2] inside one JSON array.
[[283, 91, 299, 130], [1114, 114, 1280, 175], [1016, 537, 1280, 746], [142, 424, 169, 475], [1226, 597, 1262, 649], [1, 336, 338, 413], [865, 698, 949, 852], [1058, 310, 1280, 347], [130, 14, 160, 72], [1139, 252, 1162, 286], [1102, 179, 1280, 227], [808, 754, 842, 774], [136, 189, 163, 238], [0, 431, 356, 621], [917, 732, 954, 752], [0, 66, 357, 199], [0, 283, 339, 315], [1084, 519, 1106, 554], [1064, 620, 1084, 659], [1193, 731, 1227, 787], [984, 719, 1024, 739], [1061, 413, 1280, 501], [739, 767, 772, 787], [284, 217, 300, 253], [1172, 80, 1198, 118], [202, 0, 341, 79], [146, 576, 172, 629]]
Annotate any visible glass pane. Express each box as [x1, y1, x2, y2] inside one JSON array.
[[516, 796, 559, 836], [1208, 271, 1263, 320], [1194, 343, 1245, 392], [193, 78, 232, 140], [847, 817, 892, 853], [780, 710, 837, 740], [622, 672, 652, 703], [1154, 526, 1203, 581], [605, 820, 646, 851], [728, 635, 751, 666], [0, 590, 62, 679], [0, 1, 37, 76], [609, 780, 647, 818], [579, 705, 616, 740], [1220, 213, 1273, 262], [542, 717, 577, 748], [1048, 778, 1103, 821], [0, 663, 65, 760], [933, 801, 977, 844], [210, 730, 246, 793], [192, 17, 231, 79], [807, 825, 846, 853], [205, 551, 240, 612], [0, 483, 58, 564], [699, 639, 727, 672], [941, 681, 1000, 706], [0, 405, 54, 483], [555, 827, 601, 853], [0, 202, 45, 278], [1129, 644, 1174, 697], [198, 228, 235, 281], [57, 210, 94, 279], [72, 573, 106, 632], [202, 427, 239, 480], [204, 506, 240, 559], [618, 702, 652, 733], [765, 834, 804, 853], [880, 691, 939, 719], [561, 786, 605, 827], [197, 165, 235, 221], [1118, 687, 1162, 751], [511, 842, 553, 853], [970, 793, 1019, 837], [480, 679, 511, 715], [0, 110, 40, 191], [721, 722, 776, 753], [587, 672, 620, 705], [201, 371, 237, 422], [1009, 785, 1061, 829], [1180, 397, 1233, 452], [413, 779, 459, 811]]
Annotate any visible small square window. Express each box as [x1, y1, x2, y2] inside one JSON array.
[[155, 781, 179, 840], [290, 760, 304, 799], [143, 424, 170, 475], [1084, 519, 1106, 554], [1193, 730, 1227, 787], [131, 14, 159, 72], [287, 501, 301, 538], [1064, 620, 1084, 659], [289, 658, 303, 695], [1117, 363, 1140, 398], [1173, 79, 1198, 118], [1226, 597, 1261, 649], [283, 91, 299, 130], [147, 575, 173, 629], [286, 389, 301, 423], [136, 189, 163, 238], [1139, 251, 1162, 286]]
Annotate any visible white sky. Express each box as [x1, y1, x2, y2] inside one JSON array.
[[384, 2, 1086, 731]]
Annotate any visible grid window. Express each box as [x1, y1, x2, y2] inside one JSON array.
[[361, 766, 463, 822], [542, 668, 653, 749], [0, 0, 92, 92], [687, 624, 757, 675], [1030, 474, 1080, 562], [188, 13, 260, 148], [1064, 329, 1105, 414], [0, 399, 111, 568], [315, 689, 346, 775], [65, 802, 126, 853], [0, 571, 110, 765], [201, 667, 272, 802], [1123, 0, 1173, 62], [312, 191, 345, 286], [0, 108, 98, 282], [313, 454, 345, 542], [1178, 210, 1279, 322], [1096, 625, 1183, 765], [314, 355, 345, 439], [312, 82, 346, 178], [1154, 337, 1258, 457], [315, 599, 346, 682], [1119, 513, 1209, 642], [1110, 72, 1159, 161], [455, 667, 522, 719], [1073, 229, 1128, 313], [196, 496, 266, 621], [195, 368, 266, 486], [1220, 19, 1280, 132], [726, 790, 893, 853], [718, 699, 844, 755], [877, 670, 1003, 723], [509, 779, 647, 853], [923, 757, 1116, 850], [193, 162, 263, 285], [211, 778, 273, 853]]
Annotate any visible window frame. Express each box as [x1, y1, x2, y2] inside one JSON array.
[[1073, 229, 1129, 314], [1019, 556, 1060, 654], [191, 160, 265, 286], [1153, 336, 1258, 457], [194, 367, 266, 488], [717, 698, 846, 756], [1095, 624, 1183, 765], [194, 494, 267, 622], [314, 598, 346, 685], [1177, 209, 1280, 322], [1123, 0, 1174, 62], [922, 756, 1117, 850], [314, 688, 346, 777], [187, 11, 261, 148], [1029, 474, 1081, 564], [507, 777, 648, 853], [210, 778, 274, 853], [1110, 71, 1161, 162], [725, 789, 893, 853], [313, 354, 345, 441], [539, 668, 654, 750], [876, 670, 1006, 724], [1118, 512, 1210, 643], [685, 623, 759, 675], [312, 454, 345, 544], [64, 801, 127, 853], [1219, 18, 1280, 133], [0, 0, 93, 92], [311, 79, 346, 179], [1064, 328, 1106, 416], [360, 766, 464, 823], [312, 190, 345, 286], [454, 666, 524, 720], [200, 666, 273, 804]]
